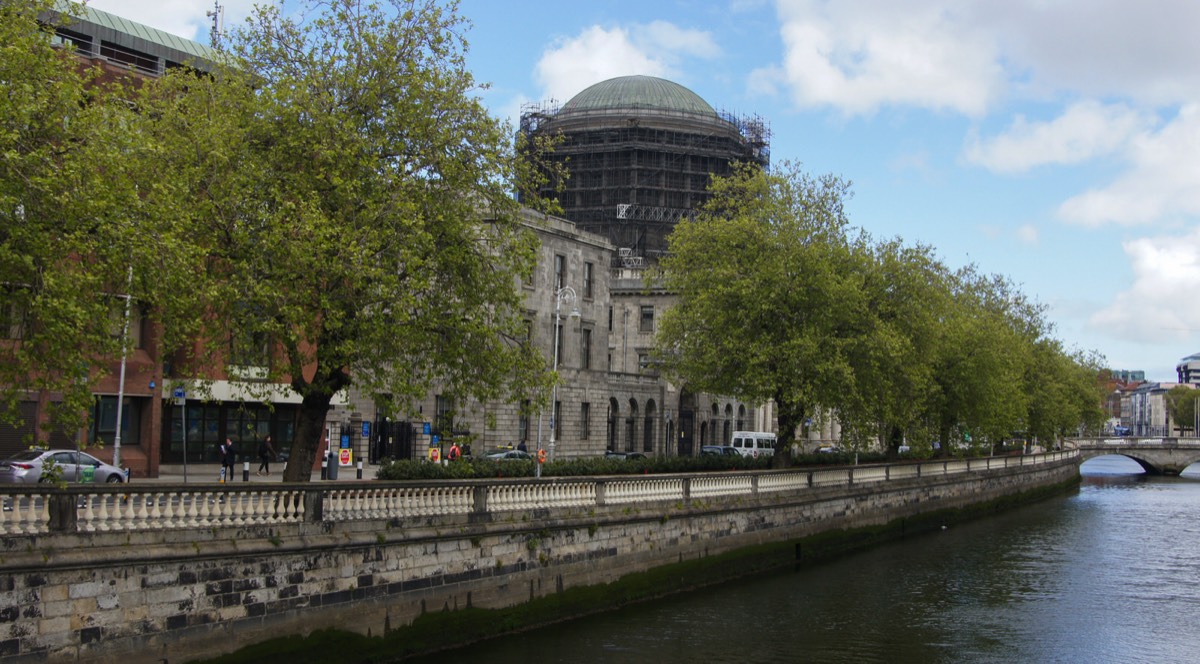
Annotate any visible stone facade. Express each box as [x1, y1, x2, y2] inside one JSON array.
[[342, 210, 767, 462]]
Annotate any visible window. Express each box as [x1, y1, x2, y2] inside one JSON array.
[[1, 292, 26, 340], [555, 319, 564, 365], [583, 262, 594, 299], [108, 299, 146, 350], [519, 399, 530, 443], [608, 306, 613, 331], [554, 254, 565, 291], [435, 395, 454, 437], [91, 396, 140, 447], [638, 353, 650, 374], [552, 400, 562, 440], [581, 402, 591, 440], [581, 328, 592, 370], [639, 305, 654, 333]]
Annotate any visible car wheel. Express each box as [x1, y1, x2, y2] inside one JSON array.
[[106, 475, 123, 484]]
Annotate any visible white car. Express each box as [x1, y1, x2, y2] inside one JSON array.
[[0, 449, 126, 484]]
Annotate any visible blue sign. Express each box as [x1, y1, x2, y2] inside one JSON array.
[[361, 421, 370, 438], [423, 422, 432, 435], [340, 434, 350, 449], [431, 434, 440, 445], [173, 387, 185, 399]]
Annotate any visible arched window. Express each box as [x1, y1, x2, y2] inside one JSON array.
[[643, 400, 657, 454], [626, 399, 639, 452], [607, 398, 620, 452]]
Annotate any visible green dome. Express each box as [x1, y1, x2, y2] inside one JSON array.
[[559, 76, 718, 118]]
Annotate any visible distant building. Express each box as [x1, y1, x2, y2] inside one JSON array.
[[1176, 354, 1200, 385], [1111, 369, 1146, 383]]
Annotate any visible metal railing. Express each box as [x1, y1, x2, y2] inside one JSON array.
[[0, 451, 1078, 536]]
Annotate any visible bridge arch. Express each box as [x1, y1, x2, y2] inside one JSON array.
[[1071, 437, 1200, 475]]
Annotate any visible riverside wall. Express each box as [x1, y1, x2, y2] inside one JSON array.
[[0, 452, 1080, 663]]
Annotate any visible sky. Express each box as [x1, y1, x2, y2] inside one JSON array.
[[86, 0, 1200, 382]]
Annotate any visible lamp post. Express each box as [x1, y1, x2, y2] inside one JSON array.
[[539, 286, 578, 477]]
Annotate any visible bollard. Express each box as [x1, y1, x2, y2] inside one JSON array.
[[320, 455, 328, 480], [243, 460, 250, 482], [356, 460, 363, 480]]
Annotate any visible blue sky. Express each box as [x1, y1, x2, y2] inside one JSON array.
[[89, 0, 1200, 381]]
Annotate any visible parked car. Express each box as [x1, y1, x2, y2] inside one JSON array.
[[605, 451, 646, 460], [816, 445, 843, 454], [485, 449, 533, 461], [700, 445, 740, 457], [0, 449, 126, 484]]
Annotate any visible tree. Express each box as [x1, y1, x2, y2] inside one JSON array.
[[135, 0, 548, 480], [1165, 385, 1197, 435], [837, 238, 948, 454], [656, 162, 862, 465], [0, 1, 157, 440]]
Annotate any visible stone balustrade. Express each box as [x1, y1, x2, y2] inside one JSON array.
[[0, 451, 1077, 537]]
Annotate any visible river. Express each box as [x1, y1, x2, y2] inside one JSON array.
[[410, 456, 1200, 664]]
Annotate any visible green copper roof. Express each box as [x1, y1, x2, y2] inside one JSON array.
[[560, 76, 718, 118], [66, 2, 218, 65]]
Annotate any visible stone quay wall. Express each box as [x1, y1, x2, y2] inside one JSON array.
[[0, 452, 1080, 663]]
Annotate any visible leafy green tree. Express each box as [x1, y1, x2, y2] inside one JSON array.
[[923, 269, 1033, 455], [135, 0, 548, 480], [0, 1, 155, 440], [838, 238, 948, 454], [1165, 385, 1198, 435], [656, 161, 862, 465]]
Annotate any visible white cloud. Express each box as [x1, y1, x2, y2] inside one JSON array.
[[534, 23, 718, 103], [1015, 224, 1038, 245], [965, 101, 1154, 173], [1091, 227, 1200, 343], [1059, 105, 1200, 227], [763, 0, 1004, 116]]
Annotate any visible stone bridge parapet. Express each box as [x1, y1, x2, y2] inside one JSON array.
[[1067, 437, 1200, 475]]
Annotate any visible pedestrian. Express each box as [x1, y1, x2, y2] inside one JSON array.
[[257, 435, 276, 476], [517, 440, 527, 452], [448, 441, 461, 461], [219, 438, 236, 483]]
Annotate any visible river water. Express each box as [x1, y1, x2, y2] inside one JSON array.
[[410, 456, 1200, 664]]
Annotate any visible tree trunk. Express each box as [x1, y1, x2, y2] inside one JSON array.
[[772, 389, 805, 469], [282, 388, 335, 482]]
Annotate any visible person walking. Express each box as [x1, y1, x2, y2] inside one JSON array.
[[447, 441, 461, 462], [219, 438, 236, 483], [256, 435, 276, 476]]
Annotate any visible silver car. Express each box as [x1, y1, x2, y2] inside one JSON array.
[[0, 449, 126, 484]]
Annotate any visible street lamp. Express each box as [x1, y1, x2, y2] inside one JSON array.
[[537, 286, 579, 477]]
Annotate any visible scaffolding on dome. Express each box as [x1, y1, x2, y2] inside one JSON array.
[[519, 98, 771, 264]]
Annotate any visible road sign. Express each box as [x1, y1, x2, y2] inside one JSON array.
[[172, 387, 185, 399], [339, 448, 352, 466], [361, 421, 370, 438]]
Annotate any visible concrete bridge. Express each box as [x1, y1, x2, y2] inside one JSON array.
[[1067, 437, 1200, 475]]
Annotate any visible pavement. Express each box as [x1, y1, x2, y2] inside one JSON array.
[[138, 463, 376, 484]]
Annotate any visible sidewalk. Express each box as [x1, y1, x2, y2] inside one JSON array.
[[140, 463, 376, 484]]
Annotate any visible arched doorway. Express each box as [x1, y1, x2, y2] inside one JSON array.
[[626, 399, 639, 452], [607, 398, 620, 452], [678, 390, 696, 456], [643, 400, 657, 454]]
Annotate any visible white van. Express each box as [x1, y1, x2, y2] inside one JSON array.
[[728, 431, 777, 458]]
